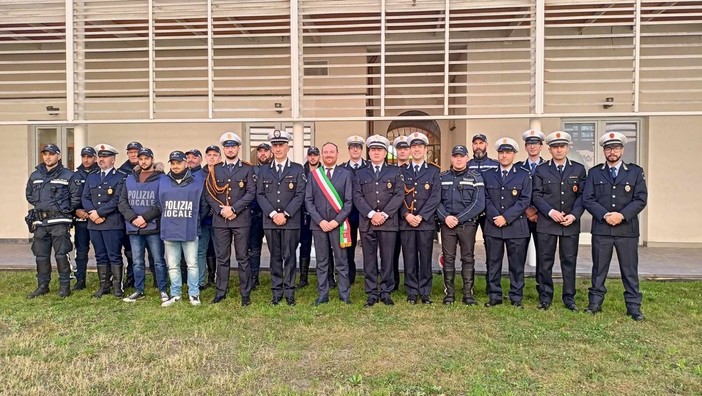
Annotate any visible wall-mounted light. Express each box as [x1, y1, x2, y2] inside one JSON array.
[[274, 102, 283, 114], [46, 105, 60, 116], [603, 97, 614, 109]]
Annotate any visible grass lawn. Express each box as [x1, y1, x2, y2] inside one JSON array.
[[0, 270, 701, 395]]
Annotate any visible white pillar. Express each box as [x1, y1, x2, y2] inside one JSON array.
[[526, 117, 541, 267], [293, 122, 304, 163], [529, 118, 542, 132], [73, 125, 87, 167]]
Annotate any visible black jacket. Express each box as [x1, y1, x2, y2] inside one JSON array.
[[26, 161, 80, 226]]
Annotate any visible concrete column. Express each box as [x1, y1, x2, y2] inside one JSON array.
[[73, 125, 87, 167], [293, 121, 304, 163]]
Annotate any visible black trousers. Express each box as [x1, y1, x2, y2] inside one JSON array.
[[589, 235, 642, 310], [249, 211, 264, 275], [299, 214, 313, 261], [392, 232, 402, 289], [536, 233, 579, 305], [485, 235, 529, 302], [361, 229, 396, 300], [212, 227, 252, 298], [346, 220, 359, 283], [73, 221, 90, 281], [440, 222, 478, 295], [32, 223, 73, 284], [528, 220, 540, 292], [313, 230, 351, 301], [264, 228, 299, 299], [401, 229, 435, 297]]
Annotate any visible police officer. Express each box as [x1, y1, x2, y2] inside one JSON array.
[[353, 135, 404, 307], [298, 146, 321, 289], [399, 132, 441, 304], [582, 132, 647, 321], [437, 145, 485, 305], [72, 146, 99, 291], [250, 142, 272, 290], [25, 144, 81, 298], [532, 131, 586, 311], [185, 148, 203, 173], [118, 141, 143, 289], [256, 130, 306, 306], [391, 135, 411, 291], [82, 144, 128, 298], [482, 138, 532, 308], [205, 132, 256, 306], [339, 135, 368, 285], [201, 145, 221, 288]]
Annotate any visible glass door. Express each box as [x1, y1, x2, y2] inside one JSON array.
[[32, 126, 75, 170]]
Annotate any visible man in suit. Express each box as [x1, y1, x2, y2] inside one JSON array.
[[353, 135, 405, 307], [256, 130, 306, 306], [305, 142, 355, 305], [399, 132, 441, 304], [205, 132, 256, 306], [482, 138, 532, 308], [339, 135, 368, 285], [71, 146, 99, 291], [82, 144, 128, 299], [531, 131, 586, 311], [582, 132, 648, 321]]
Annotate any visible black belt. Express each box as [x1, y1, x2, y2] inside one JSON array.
[[37, 211, 65, 219]]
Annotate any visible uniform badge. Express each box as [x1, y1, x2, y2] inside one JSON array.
[[572, 185, 578, 193], [107, 188, 113, 195], [387, 182, 392, 189], [424, 183, 430, 190], [288, 182, 294, 190], [512, 189, 518, 196], [238, 181, 244, 188], [625, 185, 631, 192]]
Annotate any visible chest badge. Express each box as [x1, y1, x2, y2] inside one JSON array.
[[512, 189, 518, 196], [424, 182, 430, 190], [107, 187, 113, 195], [239, 181, 244, 188], [572, 185, 578, 193], [625, 185, 631, 192], [387, 182, 393, 189], [289, 182, 294, 190]]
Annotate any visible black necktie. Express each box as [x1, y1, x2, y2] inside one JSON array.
[[502, 170, 508, 181], [610, 166, 617, 180], [374, 166, 380, 177], [277, 164, 283, 178], [354, 163, 359, 170], [530, 163, 536, 174], [100, 171, 106, 182], [414, 165, 419, 176], [326, 167, 332, 179], [557, 165, 564, 174]]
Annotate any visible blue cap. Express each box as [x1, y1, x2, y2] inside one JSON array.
[[80, 146, 96, 157], [126, 141, 143, 151], [451, 145, 469, 156], [307, 146, 320, 155], [138, 148, 154, 158], [257, 143, 272, 151], [41, 143, 61, 154], [185, 148, 202, 158], [205, 145, 220, 154], [472, 134, 488, 143], [169, 150, 186, 162]]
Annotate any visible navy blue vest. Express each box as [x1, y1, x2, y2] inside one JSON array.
[[124, 175, 160, 233], [158, 176, 204, 241]]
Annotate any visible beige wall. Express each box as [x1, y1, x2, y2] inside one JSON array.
[[0, 126, 31, 239]]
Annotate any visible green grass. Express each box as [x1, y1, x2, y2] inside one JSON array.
[[1, 271, 701, 395]]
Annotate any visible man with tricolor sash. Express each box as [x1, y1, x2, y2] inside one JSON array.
[[304, 142, 355, 305]]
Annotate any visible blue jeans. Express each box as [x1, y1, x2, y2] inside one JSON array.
[[130, 234, 167, 294], [164, 239, 199, 297], [197, 225, 212, 287]]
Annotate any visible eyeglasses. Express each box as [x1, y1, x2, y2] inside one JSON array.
[[604, 146, 623, 153]]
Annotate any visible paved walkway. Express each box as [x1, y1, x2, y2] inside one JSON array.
[[1, 241, 701, 280]]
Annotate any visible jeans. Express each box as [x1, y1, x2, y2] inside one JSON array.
[[130, 234, 167, 294], [164, 239, 199, 297], [197, 225, 212, 287]]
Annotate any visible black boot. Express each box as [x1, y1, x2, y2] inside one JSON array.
[[250, 255, 260, 291], [111, 264, 124, 298], [56, 255, 72, 298], [73, 277, 86, 291], [297, 258, 310, 289], [206, 256, 216, 286], [462, 266, 476, 305], [27, 258, 52, 299], [443, 269, 456, 304], [92, 266, 110, 298]]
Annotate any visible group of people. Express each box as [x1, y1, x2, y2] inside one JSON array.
[[25, 127, 647, 320]]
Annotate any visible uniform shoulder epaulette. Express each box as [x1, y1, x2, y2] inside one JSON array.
[[440, 169, 450, 176], [117, 169, 129, 175]]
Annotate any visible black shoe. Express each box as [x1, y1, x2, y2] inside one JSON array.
[[313, 297, 329, 306], [329, 280, 337, 289], [241, 295, 252, 306], [462, 296, 476, 306], [286, 297, 296, 306], [627, 310, 645, 321], [341, 299, 353, 305], [364, 298, 378, 308], [565, 303, 579, 312], [57, 284, 71, 298], [407, 295, 418, 305], [73, 279, 86, 291], [296, 279, 309, 289], [381, 297, 395, 306], [271, 297, 282, 306], [484, 299, 502, 308], [511, 300, 523, 308], [538, 301, 551, 310], [421, 295, 432, 304], [27, 286, 49, 299], [585, 305, 602, 315], [211, 294, 226, 304]]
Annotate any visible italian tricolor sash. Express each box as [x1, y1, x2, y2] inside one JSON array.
[[311, 168, 352, 248]]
